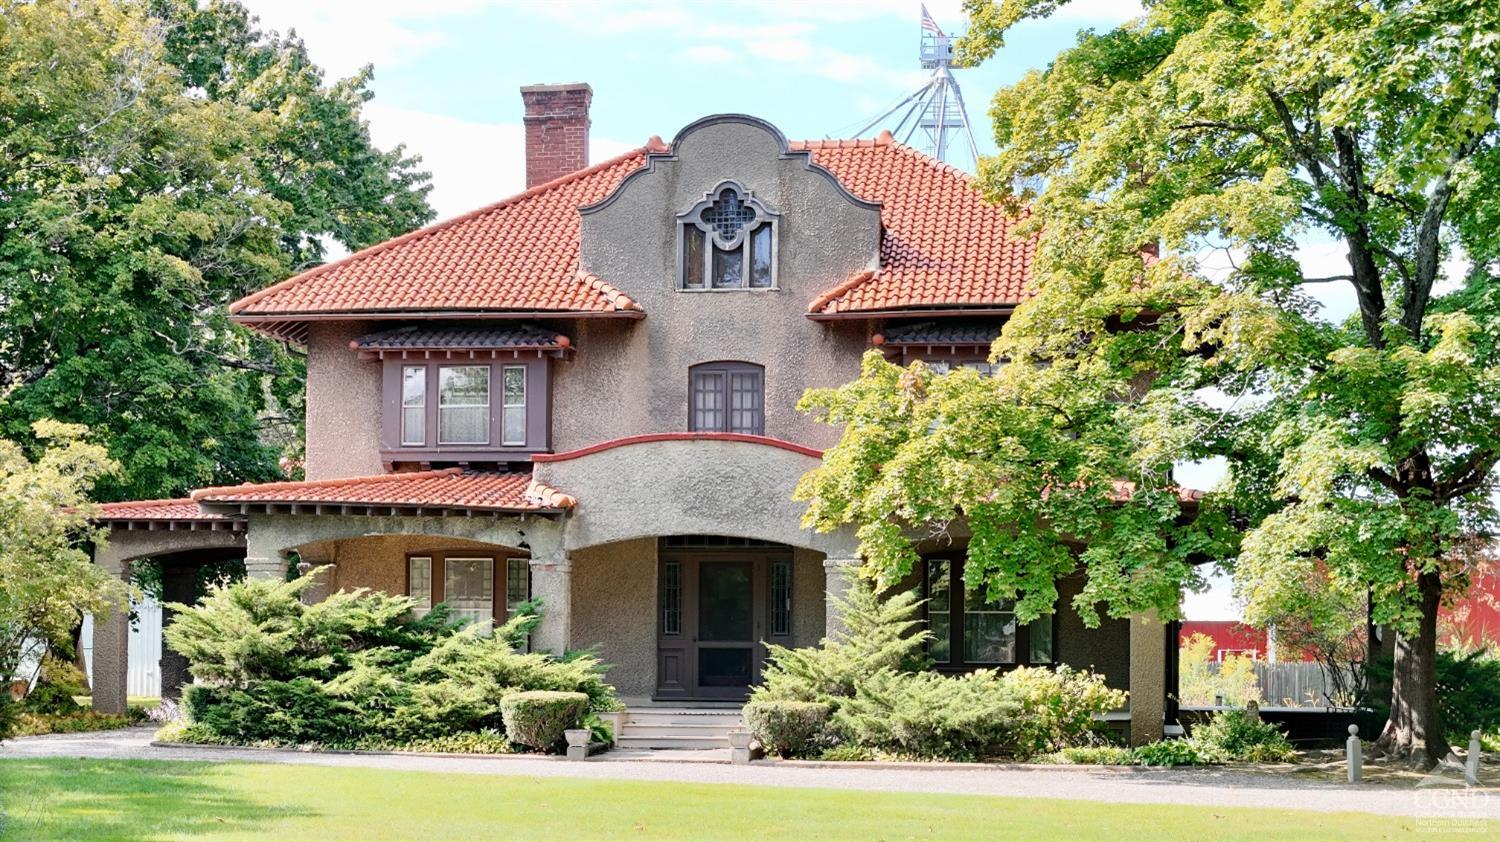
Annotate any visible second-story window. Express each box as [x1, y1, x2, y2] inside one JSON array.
[[690, 361, 764, 435], [501, 365, 526, 446], [401, 366, 426, 446], [439, 365, 490, 445], [678, 181, 778, 290]]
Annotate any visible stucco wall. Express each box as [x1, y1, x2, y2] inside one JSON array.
[[295, 534, 525, 597], [535, 438, 858, 556], [304, 321, 383, 480], [1055, 571, 1131, 691], [791, 548, 827, 648], [559, 116, 881, 452], [570, 537, 658, 699]]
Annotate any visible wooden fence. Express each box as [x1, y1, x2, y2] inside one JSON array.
[[1202, 660, 1361, 707]]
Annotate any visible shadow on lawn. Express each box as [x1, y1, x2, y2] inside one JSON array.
[[0, 759, 314, 840]]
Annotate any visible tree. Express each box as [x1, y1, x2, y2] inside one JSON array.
[[0, 421, 126, 699], [797, 0, 1499, 766], [0, 0, 433, 501]]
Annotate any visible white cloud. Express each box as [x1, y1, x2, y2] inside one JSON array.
[[363, 103, 634, 222]]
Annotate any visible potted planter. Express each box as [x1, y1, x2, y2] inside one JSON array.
[[727, 729, 754, 765], [564, 728, 592, 760]]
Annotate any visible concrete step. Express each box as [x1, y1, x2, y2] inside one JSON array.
[[615, 734, 731, 750], [620, 723, 739, 739], [623, 711, 744, 727]]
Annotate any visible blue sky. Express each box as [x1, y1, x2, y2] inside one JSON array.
[[241, 1, 1143, 219], [242, 0, 1286, 619]]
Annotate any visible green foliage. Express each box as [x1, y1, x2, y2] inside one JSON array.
[[498, 691, 590, 752], [1178, 633, 1262, 707], [13, 708, 144, 737], [166, 570, 617, 752], [1001, 665, 1128, 756], [1133, 739, 1203, 767], [753, 580, 1119, 760], [1048, 745, 1135, 766], [743, 701, 831, 758], [1435, 649, 1500, 744], [817, 743, 877, 762], [0, 697, 16, 741], [1190, 710, 1296, 763], [753, 579, 929, 707], [0, 0, 433, 500], [0, 421, 125, 687], [833, 669, 1022, 762], [797, 0, 1500, 761]]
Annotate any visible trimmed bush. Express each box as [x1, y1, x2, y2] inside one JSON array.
[[1189, 709, 1296, 763], [499, 691, 589, 751], [743, 701, 831, 758], [834, 669, 1022, 761]]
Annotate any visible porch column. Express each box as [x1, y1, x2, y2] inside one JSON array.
[[822, 557, 860, 638], [1129, 609, 1167, 746], [243, 521, 287, 580], [90, 548, 132, 715], [529, 552, 572, 655]]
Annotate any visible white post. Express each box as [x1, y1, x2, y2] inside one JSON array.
[[1346, 724, 1362, 783], [1466, 729, 1482, 786]]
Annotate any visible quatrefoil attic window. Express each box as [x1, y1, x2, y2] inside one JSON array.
[[678, 181, 778, 290]]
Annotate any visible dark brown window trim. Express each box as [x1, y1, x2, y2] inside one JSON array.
[[381, 357, 552, 458], [688, 361, 765, 435], [922, 554, 1057, 673], [404, 551, 531, 626]]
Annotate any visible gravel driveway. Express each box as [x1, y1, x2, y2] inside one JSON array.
[[5, 727, 1497, 821]]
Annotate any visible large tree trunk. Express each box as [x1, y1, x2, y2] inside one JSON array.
[[1373, 572, 1451, 767]]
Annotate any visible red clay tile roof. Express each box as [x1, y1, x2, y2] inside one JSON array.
[[94, 498, 233, 522], [229, 146, 661, 322], [796, 135, 1037, 316], [230, 129, 1035, 329], [191, 469, 575, 513]]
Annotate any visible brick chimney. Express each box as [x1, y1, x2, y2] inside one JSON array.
[[520, 83, 592, 188]]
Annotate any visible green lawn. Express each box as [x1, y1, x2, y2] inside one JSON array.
[[0, 758, 1474, 841]]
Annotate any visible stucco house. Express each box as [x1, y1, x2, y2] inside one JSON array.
[[89, 83, 1175, 747]]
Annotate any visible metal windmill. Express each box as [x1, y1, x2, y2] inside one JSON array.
[[852, 4, 980, 169]]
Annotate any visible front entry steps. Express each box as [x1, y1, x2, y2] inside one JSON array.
[[614, 707, 744, 750]]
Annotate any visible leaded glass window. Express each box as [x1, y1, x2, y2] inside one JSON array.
[[501, 365, 526, 446], [662, 561, 681, 635], [678, 181, 778, 290], [408, 556, 433, 615], [505, 558, 530, 616], [770, 560, 792, 637]]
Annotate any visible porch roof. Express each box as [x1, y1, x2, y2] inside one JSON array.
[[191, 469, 576, 516], [93, 498, 245, 531]]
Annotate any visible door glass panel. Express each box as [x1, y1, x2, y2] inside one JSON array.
[[698, 562, 752, 641], [698, 648, 753, 687], [928, 560, 951, 664]]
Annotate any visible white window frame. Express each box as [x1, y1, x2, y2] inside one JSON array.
[[501, 365, 526, 446], [437, 365, 491, 446]]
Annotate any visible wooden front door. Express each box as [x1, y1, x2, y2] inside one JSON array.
[[656, 548, 783, 700]]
